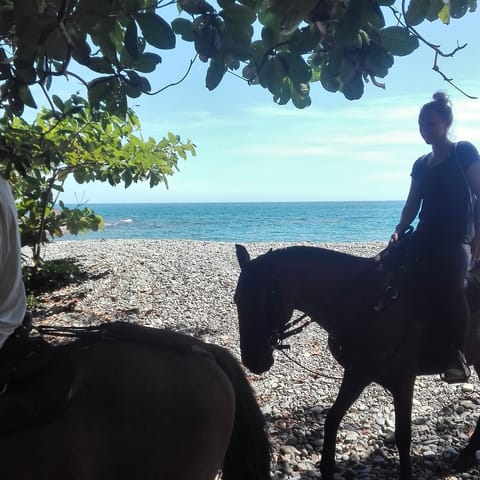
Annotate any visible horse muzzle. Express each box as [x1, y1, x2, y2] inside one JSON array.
[[241, 349, 274, 375]]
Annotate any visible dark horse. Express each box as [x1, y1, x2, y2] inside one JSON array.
[[234, 243, 480, 480], [0, 322, 271, 480]]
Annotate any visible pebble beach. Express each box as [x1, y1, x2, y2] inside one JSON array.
[[37, 239, 480, 480]]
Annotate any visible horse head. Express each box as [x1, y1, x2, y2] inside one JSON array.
[[234, 244, 293, 374]]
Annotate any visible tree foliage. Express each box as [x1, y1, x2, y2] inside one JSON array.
[[0, 97, 196, 261], [0, 0, 477, 116]]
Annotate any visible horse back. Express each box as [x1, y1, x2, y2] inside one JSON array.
[[0, 329, 237, 480]]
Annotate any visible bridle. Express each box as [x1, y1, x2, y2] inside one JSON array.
[[268, 312, 312, 351], [267, 311, 344, 381]]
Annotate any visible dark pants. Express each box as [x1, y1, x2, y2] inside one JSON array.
[[412, 232, 471, 351]]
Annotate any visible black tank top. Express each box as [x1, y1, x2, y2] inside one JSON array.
[[412, 141, 479, 244]]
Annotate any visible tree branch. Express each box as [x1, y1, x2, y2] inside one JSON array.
[[391, 1, 476, 99], [148, 54, 198, 95]]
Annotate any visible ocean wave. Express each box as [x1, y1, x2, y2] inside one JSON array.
[[104, 219, 133, 227]]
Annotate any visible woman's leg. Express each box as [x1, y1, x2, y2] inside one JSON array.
[[438, 243, 471, 382]]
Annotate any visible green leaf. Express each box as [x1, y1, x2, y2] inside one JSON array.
[[14, 46, 36, 84], [342, 71, 364, 100], [320, 69, 340, 92], [405, 0, 429, 25], [68, 25, 92, 65], [362, 42, 394, 77], [124, 83, 142, 98], [262, 56, 287, 95], [278, 52, 311, 84], [130, 52, 162, 73], [319, 50, 342, 93], [171, 18, 195, 42], [450, 0, 476, 17], [0, 4, 14, 37], [193, 23, 218, 59], [205, 59, 227, 90], [426, 0, 447, 21], [126, 70, 151, 92], [437, 4, 450, 23], [273, 77, 291, 105], [258, 6, 282, 37], [334, 0, 362, 48], [45, 28, 69, 61], [363, 1, 385, 29], [88, 57, 116, 74], [52, 95, 65, 112], [135, 13, 176, 49], [220, 3, 257, 25], [18, 85, 37, 109], [290, 83, 311, 109], [92, 31, 118, 63], [378, 26, 420, 56], [178, 0, 215, 15], [168, 131, 179, 143], [105, 78, 128, 118], [287, 28, 322, 55], [125, 18, 140, 58], [87, 77, 113, 107], [73, 168, 86, 183]]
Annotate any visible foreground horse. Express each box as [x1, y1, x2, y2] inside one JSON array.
[[0, 322, 271, 480], [234, 243, 480, 480]]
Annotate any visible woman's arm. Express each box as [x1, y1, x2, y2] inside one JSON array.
[[466, 160, 480, 260], [465, 160, 480, 197], [390, 179, 422, 243]]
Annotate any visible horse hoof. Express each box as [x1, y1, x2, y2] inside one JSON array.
[[317, 461, 335, 480], [452, 451, 477, 472]]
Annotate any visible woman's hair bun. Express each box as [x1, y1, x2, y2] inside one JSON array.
[[432, 91, 451, 106]]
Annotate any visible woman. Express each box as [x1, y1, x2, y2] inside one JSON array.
[[391, 91, 480, 383]]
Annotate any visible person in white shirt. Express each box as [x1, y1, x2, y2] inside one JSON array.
[[0, 175, 27, 361]]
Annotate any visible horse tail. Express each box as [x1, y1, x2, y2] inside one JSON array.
[[208, 344, 272, 480]]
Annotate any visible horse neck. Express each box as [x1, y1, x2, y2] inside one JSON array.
[[279, 253, 374, 333]]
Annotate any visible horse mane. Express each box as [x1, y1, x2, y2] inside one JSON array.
[[257, 245, 369, 269]]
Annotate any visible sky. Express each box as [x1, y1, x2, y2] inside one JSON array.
[[53, 6, 480, 204]]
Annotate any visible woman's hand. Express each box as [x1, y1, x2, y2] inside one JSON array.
[[389, 232, 400, 245], [471, 233, 480, 262]]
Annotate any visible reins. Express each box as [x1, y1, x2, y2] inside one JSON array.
[[34, 324, 112, 339], [268, 313, 346, 380], [276, 342, 344, 381], [268, 312, 312, 349]]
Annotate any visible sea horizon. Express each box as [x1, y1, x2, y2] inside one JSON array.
[[68, 199, 403, 205], [60, 200, 406, 244]]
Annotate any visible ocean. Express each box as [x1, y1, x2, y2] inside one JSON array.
[[60, 201, 406, 243]]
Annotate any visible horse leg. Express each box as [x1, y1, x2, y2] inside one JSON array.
[[451, 362, 480, 472], [387, 374, 416, 480], [319, 369, 369, 480]]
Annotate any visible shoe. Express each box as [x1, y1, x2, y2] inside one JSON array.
[[441, 349, 471, 384]]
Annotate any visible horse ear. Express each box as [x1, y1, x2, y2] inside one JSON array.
[[235, 244, 250, 270]]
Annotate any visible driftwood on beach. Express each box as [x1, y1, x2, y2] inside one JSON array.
[[38, 239, 480, 480]]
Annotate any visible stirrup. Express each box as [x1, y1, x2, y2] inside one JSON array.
[[441, 354, 471, 384], [440, 369, 471, 384]]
